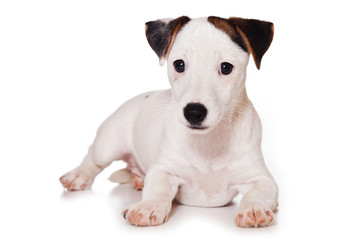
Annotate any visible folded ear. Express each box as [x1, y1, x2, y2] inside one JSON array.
[[208, 16, 274, 69], [145, 16, 191, 66], [230, 17, 274, 69]]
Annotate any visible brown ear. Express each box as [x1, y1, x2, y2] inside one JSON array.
[[145, 16, 191, 65], [208, 16, 274, 69], [230, 18, 274, 69]]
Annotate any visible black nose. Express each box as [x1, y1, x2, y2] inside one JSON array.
[[183, 103, 207, 125]]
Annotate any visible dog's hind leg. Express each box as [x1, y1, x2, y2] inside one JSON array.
[[59, 147, 104, 191], [60, 108, 133, 191], [131, 173, 144, 190]]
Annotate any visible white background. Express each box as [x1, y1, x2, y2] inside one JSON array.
[[1, 0, 360, 239]]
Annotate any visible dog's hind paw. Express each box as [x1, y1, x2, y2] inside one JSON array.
[[122, 200, 170, 226], [235, 202, 274, 228], [109, 169, 144, 190], [131, 173, 144, 191], [60, 169, 94, 191]]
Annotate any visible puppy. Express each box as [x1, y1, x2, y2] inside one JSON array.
[[60, 16, 279, 228]]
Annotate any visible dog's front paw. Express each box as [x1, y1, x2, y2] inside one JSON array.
[[235, 202, 274, 228], [59, 169, 94, 191], [122, 200, 170, 226]]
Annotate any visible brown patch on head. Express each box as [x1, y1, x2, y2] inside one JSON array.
[[208, 16, 274, 69], [208, 16, 248, 53], [165, 20, 185, 59], [145, 16, 191, 64]]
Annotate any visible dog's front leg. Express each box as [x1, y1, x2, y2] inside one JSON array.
[[235, 176, 278, 228], [123, 167, 178, 226]]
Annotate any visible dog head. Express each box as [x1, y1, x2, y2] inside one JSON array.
[[145, 16, 274, 134]]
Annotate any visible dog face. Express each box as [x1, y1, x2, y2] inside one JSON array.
[[167, 18, 250, 133], [146, 16, 274, 133]]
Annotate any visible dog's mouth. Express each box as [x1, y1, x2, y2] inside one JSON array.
[[188, 125, 209, 130], [185, 124, 213, 135]]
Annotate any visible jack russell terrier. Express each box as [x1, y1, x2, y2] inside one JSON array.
[[60, 16, 279, 228]]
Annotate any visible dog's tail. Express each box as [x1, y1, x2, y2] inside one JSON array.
[[109, 168, 144, 190], [109, 168, 132, 184]]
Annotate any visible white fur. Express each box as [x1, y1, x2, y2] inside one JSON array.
[[60, 18, 278, 227]]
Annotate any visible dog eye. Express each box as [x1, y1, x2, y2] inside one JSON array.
[[220, 62, 233, 75], [173, 59, 185, 73]]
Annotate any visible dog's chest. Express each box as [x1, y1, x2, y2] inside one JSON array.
[[174, 163, 238, 207]]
